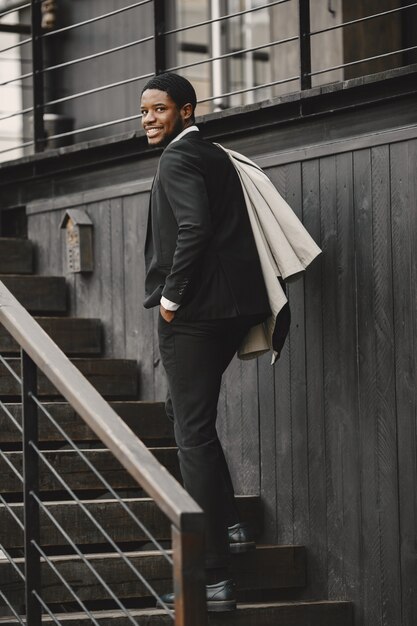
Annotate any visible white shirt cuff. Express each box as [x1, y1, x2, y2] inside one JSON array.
[[160, 296, 180, 311]]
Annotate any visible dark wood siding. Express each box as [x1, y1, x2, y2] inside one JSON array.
[[17, 122, 417, 626]]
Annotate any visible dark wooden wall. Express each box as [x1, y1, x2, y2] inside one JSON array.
[[23, 127, 417, 626], [1, 71, 416, 626]]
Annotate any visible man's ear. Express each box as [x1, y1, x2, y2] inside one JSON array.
[[181, 102, 194, 122]]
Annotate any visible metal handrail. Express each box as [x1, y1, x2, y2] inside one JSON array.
[[0, 279, 207, 626]]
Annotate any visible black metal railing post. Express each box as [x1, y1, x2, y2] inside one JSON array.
[[30, 0, 46, 151], [298, 0, 312, 90], [153, 0, 166, 74], [172, 524, 207, 626], [22, 350, 41, 626]]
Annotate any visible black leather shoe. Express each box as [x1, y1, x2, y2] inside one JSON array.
[[157, 579, 236, 612], [228, 522, 256, 553]]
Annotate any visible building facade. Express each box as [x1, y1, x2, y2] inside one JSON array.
[[1, 2, 417, 625]]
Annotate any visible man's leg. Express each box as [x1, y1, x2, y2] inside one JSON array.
[[158, 315, 254, 576]]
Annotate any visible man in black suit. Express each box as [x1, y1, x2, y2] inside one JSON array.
[[141, 72, 270, 611]]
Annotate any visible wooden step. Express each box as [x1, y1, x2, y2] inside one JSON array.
[[0, 317, 102, 355], [0, 358, 138, 398], [0, 275, 66, 313], [0, 602, 354, 626], [0, 546, 306, 606], [0, 496, 261, 549], [0, 448, 179, 493], [0, 401, 172, 444], [0, 238, 33, 274]]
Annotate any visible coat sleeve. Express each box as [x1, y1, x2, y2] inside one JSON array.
[[158, 143, 213, 305]]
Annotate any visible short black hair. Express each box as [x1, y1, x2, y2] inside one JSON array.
[[141, 72, 197, 116]]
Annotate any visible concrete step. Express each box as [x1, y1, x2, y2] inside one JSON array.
[[0, 495, 261, 549], [0, 447, 179, 493], [0, 358, 138, 398], [4, 602, 353, 626], [0, 317, 102, 355], [0, 275, 67, 313], [0, 401, 172, 444], [0, 238, 33, 274]]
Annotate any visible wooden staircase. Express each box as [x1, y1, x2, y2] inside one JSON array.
[[0, 237, 353, 625]]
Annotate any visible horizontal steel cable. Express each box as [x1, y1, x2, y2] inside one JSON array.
[[31, 591, 61, 626], [31, 505, 172, 623], [29, 442, 174, 612], [0, 399, 23, 433], [0, 139, 34, 155], [41, 0, 153, 38], [30, 536, 104, 626], [43, 71, 154, 108], [166, 34, 298, 73], [0, 36, 32, 55], [42, 35, 153, 74], [31, 393, 173, 562], [198, 74, 299, 104], [0, 492, 25, 530], [46, 113, 142, 142], [0, 106, 34, 123], [44, 36, 296, 109], [0, 3, 30, 19], [0, 354, 21, 384], [310, 44, 417, 77], [0, 447, 24, 483], [0, 542, 25, 580], [310, 1, 417, 36], [0, 590, 25, 625], [163, 0, 290, 36], [0, 71, 33, 87]]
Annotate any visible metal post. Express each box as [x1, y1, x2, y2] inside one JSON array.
[[298, 0, 312, 90], [211, 0, 224, 111], [172, 524, 207, 626], [153, 0, 166, 75], [22, 350, 41, 626], [30, 0, 46, 151]]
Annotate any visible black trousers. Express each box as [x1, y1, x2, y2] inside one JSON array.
[[158, 313, 260, 570]]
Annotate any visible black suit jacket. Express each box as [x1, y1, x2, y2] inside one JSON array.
[[144, 131, 270, 321]]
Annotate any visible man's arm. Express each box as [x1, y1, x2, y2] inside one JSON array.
[[159, 143, 213, 307]]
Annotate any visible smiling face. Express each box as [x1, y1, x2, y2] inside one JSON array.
[[140, 89, 193, 147]]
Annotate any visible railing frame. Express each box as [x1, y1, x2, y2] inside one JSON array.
[[30, 0, 45, 152], [298, 0, 312, 90], [21, 350, 41, 626], [0, 280, 207, 626], [3, 0, 417, 156]]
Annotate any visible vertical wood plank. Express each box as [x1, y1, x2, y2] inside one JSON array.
[[28, 209, 65, 277], [370, 145, 401, 626], [391, 139, 417, 626], [302, 158, 328, 598], [286, 162, 310, 548], [74, 200, 114, 356], [220, 356, 260, 495], [269, 164, 294, 545], [240, 358, 260, 494], [123, 192, 155, 399], [320, 152, 361, 600], [353, 148, 376, 626], [258, 350, 278, 543], [109, 197, 126, 357]]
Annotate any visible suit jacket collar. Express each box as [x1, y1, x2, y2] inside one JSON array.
[[170, 125, 199, 144]]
